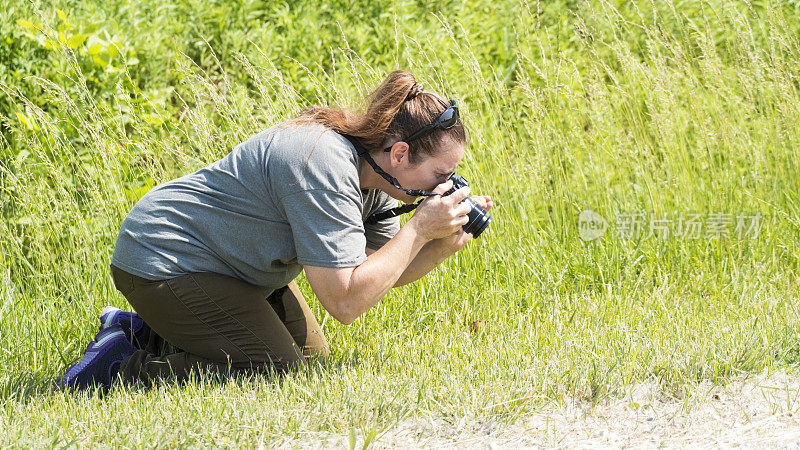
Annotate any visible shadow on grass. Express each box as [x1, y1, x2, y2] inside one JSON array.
[[2, 349, 364, 401], [184, 349, 363, 389]]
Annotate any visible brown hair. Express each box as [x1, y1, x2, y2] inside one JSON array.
[[291, 70, 467, 165]]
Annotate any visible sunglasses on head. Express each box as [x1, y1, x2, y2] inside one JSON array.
[[383, 99, 459, 152], [343, 99, 461, 200]]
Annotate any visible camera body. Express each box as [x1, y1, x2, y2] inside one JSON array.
[[443, 174, 492, 238]]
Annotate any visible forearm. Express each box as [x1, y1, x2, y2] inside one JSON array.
[[335, 222, 429, 323], [393, 238, 451, 287]]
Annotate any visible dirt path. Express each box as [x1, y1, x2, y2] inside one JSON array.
[[292, 370, 800, 448]]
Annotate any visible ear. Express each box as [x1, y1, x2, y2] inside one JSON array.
[[387, 141, 410, 168]]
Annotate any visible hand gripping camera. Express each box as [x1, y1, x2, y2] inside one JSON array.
[[443, 174, 492, 238]]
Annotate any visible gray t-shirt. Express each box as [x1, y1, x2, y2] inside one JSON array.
[[111, 122, 400, 290]]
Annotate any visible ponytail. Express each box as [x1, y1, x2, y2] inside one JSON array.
[[293, 70, 466, 164]]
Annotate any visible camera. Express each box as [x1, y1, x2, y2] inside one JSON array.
[[443, 174, 492, 238]]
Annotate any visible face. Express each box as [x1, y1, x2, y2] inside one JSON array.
[[381, 137, 465, 203]]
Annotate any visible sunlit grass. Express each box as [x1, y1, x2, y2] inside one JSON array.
[[1, 0, 799, 446]]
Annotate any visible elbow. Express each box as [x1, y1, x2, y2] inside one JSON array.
[[337, 314, 357, 326], [306, 265, 366, 325], [327, 296, 359, 325], [333, 305, 358, 325]]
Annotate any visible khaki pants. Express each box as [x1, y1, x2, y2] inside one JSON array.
[[110, 264, 329, 385]]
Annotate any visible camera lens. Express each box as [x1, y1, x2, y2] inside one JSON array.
[[446, 174, 492, 238], [463, 197, 492, 237]]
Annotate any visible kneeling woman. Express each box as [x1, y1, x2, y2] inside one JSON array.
[[58, 70, 492, 389]]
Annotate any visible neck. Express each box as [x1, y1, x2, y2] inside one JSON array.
[[358, 153, 389, 191]]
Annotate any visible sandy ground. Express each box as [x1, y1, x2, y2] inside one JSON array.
[[285, 369, 800, 449]]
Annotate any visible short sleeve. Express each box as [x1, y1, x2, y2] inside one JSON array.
[[281, 189, 367, 267], [364, 194, 400, 250]]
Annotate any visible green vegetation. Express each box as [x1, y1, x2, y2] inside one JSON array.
[[2, 0, 799, 445]]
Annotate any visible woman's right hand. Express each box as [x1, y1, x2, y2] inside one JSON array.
[[408, 180, 472, 241]]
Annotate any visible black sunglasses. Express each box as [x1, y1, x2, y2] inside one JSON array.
[[383, 99, 459, 152]]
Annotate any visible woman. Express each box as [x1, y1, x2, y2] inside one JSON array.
[[57, 70, 493, 390]]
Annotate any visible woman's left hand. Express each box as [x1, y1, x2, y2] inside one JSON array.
[[471, 195, 493, 211], [434, 228, 472, 256]]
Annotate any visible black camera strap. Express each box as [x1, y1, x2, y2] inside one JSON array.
[[365, 202, 421, 224], [340, 133, 433, 225]]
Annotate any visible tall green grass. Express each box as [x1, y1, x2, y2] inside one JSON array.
[[1, 0, 799, 445]]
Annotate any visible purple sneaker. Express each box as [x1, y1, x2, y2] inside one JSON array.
[[57, 325, 137, 391], [98, 306, 151, 349]]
